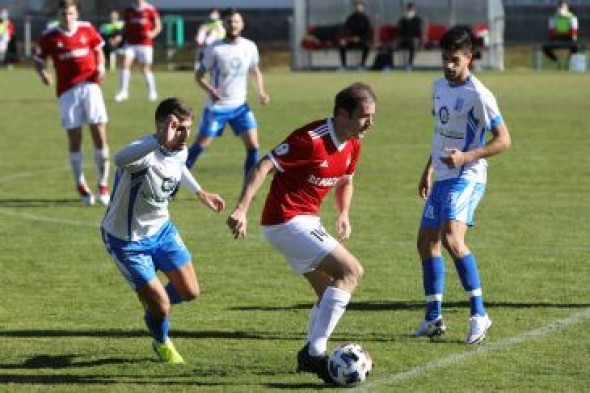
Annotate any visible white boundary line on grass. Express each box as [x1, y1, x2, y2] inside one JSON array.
[[0, 166, 100, 228], [355, 307, 590, 392]]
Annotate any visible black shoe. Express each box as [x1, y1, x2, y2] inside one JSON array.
[[296, 343, 334, 384]]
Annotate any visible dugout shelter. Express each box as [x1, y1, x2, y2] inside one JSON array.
[[292, 0, 505, 71]]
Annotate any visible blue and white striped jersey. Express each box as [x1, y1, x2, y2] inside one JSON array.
[[101, 135, 186, 241], [430, 75, 504, 183]]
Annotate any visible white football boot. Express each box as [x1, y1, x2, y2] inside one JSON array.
[[465, 314, 492, 344], [114, 90, 129, 102]]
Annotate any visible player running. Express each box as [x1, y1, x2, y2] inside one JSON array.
[[227, 82, 376, 383], [414, 26, 511, 344], [33, 0, 110, 206], [101, 97, 225, 363]]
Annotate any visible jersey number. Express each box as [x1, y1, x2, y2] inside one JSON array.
[[310, 227, 328, 242]]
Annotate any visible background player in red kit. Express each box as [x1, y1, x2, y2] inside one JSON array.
[[227, 82, 376, 384], [115, 0, 161, 102], [34, 0, 110, 206]]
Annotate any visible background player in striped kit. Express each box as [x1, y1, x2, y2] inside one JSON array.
[[415, 26, 511, 344]]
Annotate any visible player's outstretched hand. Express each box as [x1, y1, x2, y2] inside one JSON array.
[[197, 190, 226, 213], [227, 208, 247, 239]]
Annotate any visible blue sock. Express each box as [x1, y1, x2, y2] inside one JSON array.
[[422, 256, 445, 321], [186, 143, 204, 169], [454, 253, 486, 317], [144, 310, 169, 343], [244, 148, 259, 179], [165, 282, 183, 305]]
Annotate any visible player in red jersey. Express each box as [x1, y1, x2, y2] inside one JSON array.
[[33, 0, 110, 206], [115, 0, 161, 102], [227, 82, 376, 384]]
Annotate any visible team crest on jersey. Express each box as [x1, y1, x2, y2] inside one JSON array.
[[438, 106, 450, 124], [230, 57, 242, 69], [80, 35, 87, 45], [274, 143, 289, 156], [454, 98, 465, 112]]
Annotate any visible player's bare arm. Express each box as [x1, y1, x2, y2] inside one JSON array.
[[250, 66, 269, 105], [335, 176, 354, 242], [148, 17, 162, 39], [94, 46, 106, 79], [180, 166, 225, 213], [195, 68, 221, 102], [33, 58, 53, 86], [197, 190, 226, 213], [440, 123, 511, 168], [227, 157, 275, 239], [418, 156, 433, 199]]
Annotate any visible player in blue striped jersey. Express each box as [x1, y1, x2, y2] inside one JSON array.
[[101, 97, 225, 362], [415, 26, 511, 344]]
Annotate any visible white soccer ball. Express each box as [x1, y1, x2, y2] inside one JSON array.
[[328, 342, 373, 386]]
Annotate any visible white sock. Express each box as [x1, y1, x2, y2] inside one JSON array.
[[119, 68, 130, 93], [306, 304, 319, 342], [94, 148, 110, 187], [68, 151, 85, 186], [308, 286, 351, 356], [144, 71, 157, 95]]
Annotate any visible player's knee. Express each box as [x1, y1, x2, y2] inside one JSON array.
[[442, 233, 464, 257], [182, 284, 200, 302], [341, 259, 363, 289]]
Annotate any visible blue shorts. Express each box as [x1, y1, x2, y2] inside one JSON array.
[[198, 103, 257, 138], [420, 178, 486, 229], [101, 221, 191, 290]]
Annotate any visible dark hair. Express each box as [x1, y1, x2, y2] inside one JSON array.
[[440, 26, 473, 53], [333, 82, 376, 117], [221, 8, 240, 20], [59, 0, 78, 10], [155, 97, 194, 123]]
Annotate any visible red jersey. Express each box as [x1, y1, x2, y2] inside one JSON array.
[[261, 118, 361, 225], [123, 2, 160, 45], [35, 22, 103, 97]]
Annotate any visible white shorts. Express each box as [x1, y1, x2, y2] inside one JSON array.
[[58, 82, 108, 130], [262, 215, 338, 275], [122, 44, 154, 65]]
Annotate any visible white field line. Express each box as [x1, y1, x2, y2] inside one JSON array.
[[0, 207, 99, 227], [355, 307, 590, 392], [0, 166, 99, 227]]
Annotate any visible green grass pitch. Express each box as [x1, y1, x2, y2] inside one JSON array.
[[0, 68, 589, 392]]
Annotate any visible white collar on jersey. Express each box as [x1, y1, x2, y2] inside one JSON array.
[[56, 21, 80, 37], [327, 118, 347, 152]]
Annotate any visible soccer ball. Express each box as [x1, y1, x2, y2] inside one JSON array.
[[328, 342, 373, 386]]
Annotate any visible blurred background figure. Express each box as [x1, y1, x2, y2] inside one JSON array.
[[0, 7, 17, 67], [542, 0, 579, 67], [194, 8, 225, 64], [395, 2, 424, 71], [99, 9, 125, 71], [115, 0, 162, 103], [338, 1, 372, 70]]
